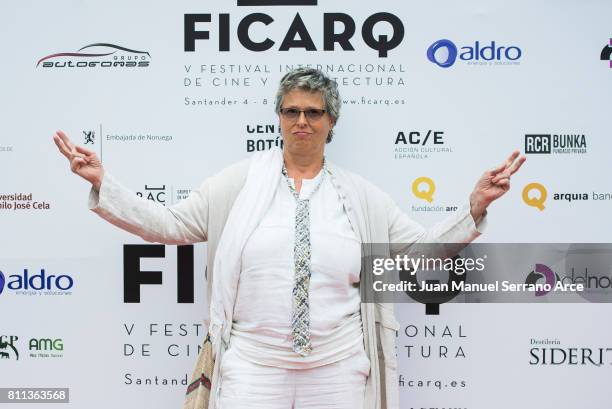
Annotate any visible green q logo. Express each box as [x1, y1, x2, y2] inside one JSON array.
[[412, 177, 435, 203]]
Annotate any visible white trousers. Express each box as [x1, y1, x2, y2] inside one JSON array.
[[217, 347, 370, 409]]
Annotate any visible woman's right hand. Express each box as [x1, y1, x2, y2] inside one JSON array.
[[53, 130, 105, 192]]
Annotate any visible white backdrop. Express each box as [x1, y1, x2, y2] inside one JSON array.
[[1, 0, 611, 408]]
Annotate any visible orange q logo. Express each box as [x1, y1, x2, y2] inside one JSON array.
[[522, 182, 547, 211]]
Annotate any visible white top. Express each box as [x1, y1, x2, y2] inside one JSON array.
[[230, 168, 365, 368], [89, 148, 487, 408]]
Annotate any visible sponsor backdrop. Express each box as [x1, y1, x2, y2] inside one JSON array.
[[1, 0, 611, 408]]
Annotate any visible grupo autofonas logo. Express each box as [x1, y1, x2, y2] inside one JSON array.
[[184, 0, 405, 58], [0, 268, 74, 296], [427, 39, 522, 68], [601, 38, 612, 68], [37, 43, 150, 69], [524, 133, 587, 155]]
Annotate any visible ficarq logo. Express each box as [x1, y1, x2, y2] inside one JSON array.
[[184, 3, 405, 57]]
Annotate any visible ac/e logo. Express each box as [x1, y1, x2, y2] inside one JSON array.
[[395, 131, 444, 146]]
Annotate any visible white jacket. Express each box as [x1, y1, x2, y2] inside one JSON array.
[[89, 153, 485, 408]]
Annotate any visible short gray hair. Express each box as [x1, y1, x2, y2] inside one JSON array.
[[274, 67, 341, 143]]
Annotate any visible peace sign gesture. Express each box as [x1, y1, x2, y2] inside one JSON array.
[[53, 130, 105, 191], [469, 150, 526, 222]]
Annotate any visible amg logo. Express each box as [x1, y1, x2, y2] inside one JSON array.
[[525, 134, 551, 154]]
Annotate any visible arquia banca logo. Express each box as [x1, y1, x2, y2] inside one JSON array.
[[184, 0, 405, 57]]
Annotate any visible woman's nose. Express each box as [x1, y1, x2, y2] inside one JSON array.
[[296, 111, 308, 125]]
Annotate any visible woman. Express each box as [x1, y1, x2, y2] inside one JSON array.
[[53, 68, 525, 409]]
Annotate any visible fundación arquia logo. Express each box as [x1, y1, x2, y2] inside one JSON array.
[[412, 177, 436, 203], [427, 39, 522, 68]]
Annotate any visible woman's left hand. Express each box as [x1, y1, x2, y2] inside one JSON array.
[[469, 150, 526, 222]]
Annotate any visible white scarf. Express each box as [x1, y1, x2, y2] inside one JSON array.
[[208, 147, 284, 355]]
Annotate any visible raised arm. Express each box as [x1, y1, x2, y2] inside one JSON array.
[[53, 130, 208, 244], [388, 150, 525, 256]]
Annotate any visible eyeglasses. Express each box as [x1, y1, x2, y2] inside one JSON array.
[[279, 108, 326, 122]]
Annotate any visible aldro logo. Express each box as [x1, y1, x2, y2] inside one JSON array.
[[0, 269, 74, 296], [427, 39, 522, 68], [184, 0, 405, 57]]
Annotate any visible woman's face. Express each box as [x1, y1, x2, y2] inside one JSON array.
[[279, 88, 334, 158]]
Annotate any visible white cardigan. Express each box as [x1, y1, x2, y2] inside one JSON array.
[[89, 153, 485, 409]]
